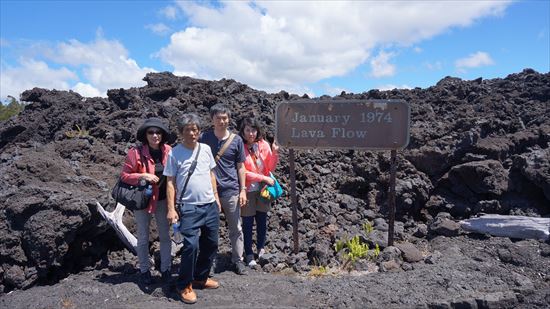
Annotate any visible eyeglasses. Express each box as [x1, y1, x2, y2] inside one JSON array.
[[147, 130, 162, 136]]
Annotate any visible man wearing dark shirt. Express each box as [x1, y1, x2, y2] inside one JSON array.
[[200, 103, 248, 275]]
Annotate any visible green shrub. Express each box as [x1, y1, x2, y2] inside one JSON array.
[[334, 235, 369, 271], [373, 243, 380, 259], [0, 96, 25, 121], [65, 125, 89, 138], [308, 257, 328, 277], [334, 220, 381, 272], [362, 221, 374, 234], [308, 264, 328, 277]]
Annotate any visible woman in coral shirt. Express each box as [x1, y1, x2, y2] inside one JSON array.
[[120, 118, 172, 285], [239, 117, 279, 267]]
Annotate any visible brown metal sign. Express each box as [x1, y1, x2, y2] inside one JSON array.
[[276, 99, 410, 150]]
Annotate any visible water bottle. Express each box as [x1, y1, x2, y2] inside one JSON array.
[[172, 222, 183, 244], [145, 184, 153, 197]]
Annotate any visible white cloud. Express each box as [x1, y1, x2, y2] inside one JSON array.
[[160, 5, 178, 20], [1, 1, 513, 99], [284, 85, 314, 98], [159, 1, 511, 93], [48, 37, 155, 96], [72, 82, 102, 97], [0, 58, 76, 99], [413, 46, 423, 53], [425, 61, 443, 71], [369, 51, 396, 78], [0, 38, 10, 47], [1, 36, 155, 99], [322, 84, 349, 96], [455, 51, 495, 72], [146, 23, 172, 36], [375, 84, 412, 91], [173, 69, 197, 78]]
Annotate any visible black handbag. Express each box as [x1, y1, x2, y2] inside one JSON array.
[[111, 146, 151, 211]]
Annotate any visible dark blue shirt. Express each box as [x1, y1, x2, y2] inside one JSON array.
[[199, 129, 246, 198]]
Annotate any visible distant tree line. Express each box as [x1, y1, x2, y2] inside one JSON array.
[[0, 96, 26, 121]]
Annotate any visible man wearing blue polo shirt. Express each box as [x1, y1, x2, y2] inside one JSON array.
[[200, 103, 248, 275]]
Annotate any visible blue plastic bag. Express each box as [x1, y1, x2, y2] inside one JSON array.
[[265, 172, 284, 200]]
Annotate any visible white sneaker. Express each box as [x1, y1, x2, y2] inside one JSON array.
[[258, 248, 266, 258], [245, 254, 257, 267]]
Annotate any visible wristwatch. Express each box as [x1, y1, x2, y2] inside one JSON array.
[[240, 186, 247, 191]]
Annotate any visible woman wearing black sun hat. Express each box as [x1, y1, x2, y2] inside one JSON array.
[[120, 117, 172, 285]]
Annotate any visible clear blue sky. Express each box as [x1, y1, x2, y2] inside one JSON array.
[[1, 0, 549, 100]]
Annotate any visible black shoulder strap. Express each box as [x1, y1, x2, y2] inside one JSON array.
[[177, 143, 201, 202]]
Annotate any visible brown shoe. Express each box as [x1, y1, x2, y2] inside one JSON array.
[[192, 278, 219, 289], [179, 284, 197, 304]]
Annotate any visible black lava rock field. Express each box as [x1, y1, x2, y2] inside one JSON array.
[[0, 69, 549, 308]]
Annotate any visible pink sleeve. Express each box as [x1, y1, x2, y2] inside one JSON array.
[[120, 148, 142, 185], [246, 171, 266, 183]]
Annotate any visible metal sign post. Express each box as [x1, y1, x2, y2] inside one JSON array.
[[275, 99, 410, 249], [288, 148, 299, 254], [388, 149, 397, 246]]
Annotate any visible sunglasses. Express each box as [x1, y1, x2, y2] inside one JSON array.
[[147, 130, 162, 136]]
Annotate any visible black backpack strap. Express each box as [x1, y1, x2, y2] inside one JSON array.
[[177, 143, 201, 202], [215, 132, 236, 162]]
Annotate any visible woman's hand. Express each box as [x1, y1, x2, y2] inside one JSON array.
[[264, 175, 275, 186], [272, 140, 280, 153], [141, 173, 159, 183]]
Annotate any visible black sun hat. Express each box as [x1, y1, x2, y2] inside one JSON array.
[[136, 118, 170, 144]]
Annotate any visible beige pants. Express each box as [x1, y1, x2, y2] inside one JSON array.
[[134, 199, 171, 273], [219, 194, 244, 263]]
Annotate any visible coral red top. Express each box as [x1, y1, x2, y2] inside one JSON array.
[[120, 143, 172, 213], [243, 139, 278, 191]]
